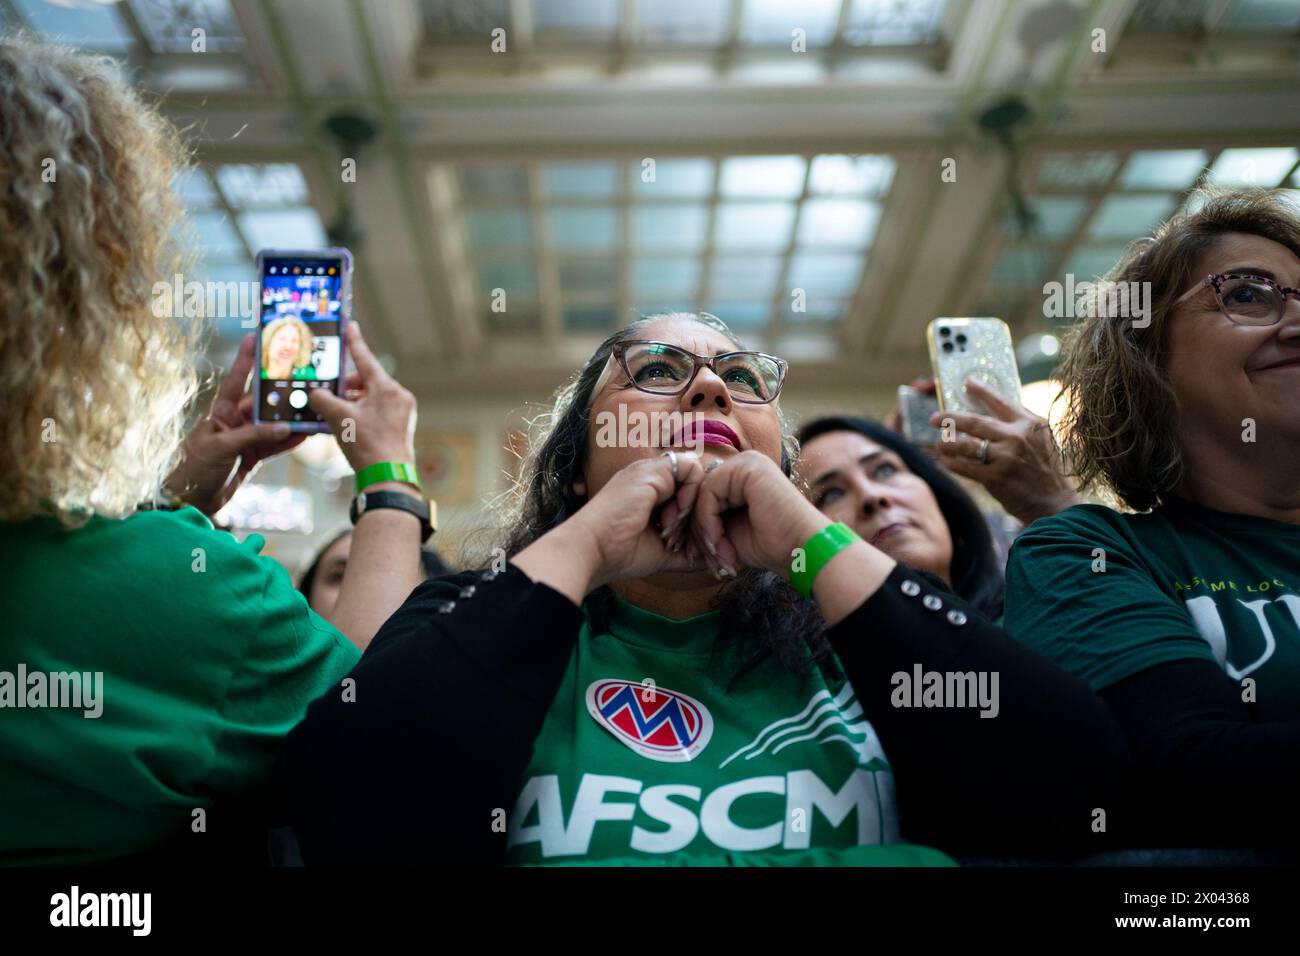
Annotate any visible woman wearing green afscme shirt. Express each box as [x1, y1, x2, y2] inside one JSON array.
[[0, 38, 425, 863], [1004, 186, 1300, 847], [280, 311, 1131, 865]]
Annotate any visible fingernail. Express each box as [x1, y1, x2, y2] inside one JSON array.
[[704, 538, 717, 556], [272, 423, 291, 437], [664, 508, 691, 540], [719, 565, 736, 578]]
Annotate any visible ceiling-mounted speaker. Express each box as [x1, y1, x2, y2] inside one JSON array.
[[977, 95, 1037, 240], [976, 94, 1033, 140], [321, 110, 381, 250], [323, 111, 380, 153]]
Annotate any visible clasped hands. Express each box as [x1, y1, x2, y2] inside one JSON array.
[[560, 449, 833, 590]]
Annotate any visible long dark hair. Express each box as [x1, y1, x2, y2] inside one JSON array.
[[494, 312, 827, 679], [795, 416, 1005, 619]]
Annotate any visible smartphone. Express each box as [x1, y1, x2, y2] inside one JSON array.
[[926, 317, 1023, 417], [898, 385, 941, 445], [253, 249, 352, 433]]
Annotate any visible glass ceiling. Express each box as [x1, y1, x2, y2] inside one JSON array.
[[981, 145, 1300, 320], [5, 0, 250, 89], [178, 163, 327, 336], [419, 0, 951, 80], [1127, 0, 1300, 33], [455, 153, 897, 335]]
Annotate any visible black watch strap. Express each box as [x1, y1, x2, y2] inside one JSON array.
[[349, 490, 436, 544]]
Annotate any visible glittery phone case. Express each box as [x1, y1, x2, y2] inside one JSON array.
[[926, 317, 1023, 416]]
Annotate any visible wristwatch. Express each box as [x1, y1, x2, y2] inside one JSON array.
[[349, 490, 437, 544]]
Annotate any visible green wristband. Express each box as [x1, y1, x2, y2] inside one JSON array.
[[789, 522, 861, 599], [354, 461, 421, 493]]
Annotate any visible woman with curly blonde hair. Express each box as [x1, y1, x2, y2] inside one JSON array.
[[0, 37, 427, 863], [1003, 186, 1300, 847]]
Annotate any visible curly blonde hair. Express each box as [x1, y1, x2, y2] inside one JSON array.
[[1057, 186, 1300, 512], [261, 315, 315, 373], [0, 37, 201, 527]]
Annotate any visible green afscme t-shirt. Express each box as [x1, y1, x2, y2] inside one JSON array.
[[0, 507, 360, 863], [1004, 498, 1300, 719], [505, 596, 952, 867]]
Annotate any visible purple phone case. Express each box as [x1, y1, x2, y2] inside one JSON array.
[[252, 248, 352, 434]]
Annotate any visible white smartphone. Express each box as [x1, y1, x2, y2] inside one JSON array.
[[253, 248, 353, 434], [926, 317, 1023, 416]]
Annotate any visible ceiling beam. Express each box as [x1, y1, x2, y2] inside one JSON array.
[[348, 0, 460, 359]]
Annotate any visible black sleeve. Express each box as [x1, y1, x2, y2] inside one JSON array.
[[273, 563, 583, 864], [826, 564, 1132, 856], [1099, 658, 1300, 847]]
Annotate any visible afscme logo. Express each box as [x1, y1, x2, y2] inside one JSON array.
[[507, 769, 899, 859], [586, 679, 713, 762]]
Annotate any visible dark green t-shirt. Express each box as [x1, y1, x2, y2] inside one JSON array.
[[0, 508, 360, 863], [1004, 499, 1300, 719], [505, 595, 952, 866]]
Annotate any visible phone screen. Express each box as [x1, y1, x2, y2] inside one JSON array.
[[256, 254, 348, 429]]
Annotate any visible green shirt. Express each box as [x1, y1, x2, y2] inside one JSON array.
[[259, 365, 317, 380], [505, 595, 952, 866], [1004, 499, 1300, 719], [0, 507, 360, 863]]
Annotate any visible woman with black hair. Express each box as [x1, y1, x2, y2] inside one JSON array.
[[277, 311, 1130, 865], [795, 416, 1005, 620], [297, 530, 450, 624]]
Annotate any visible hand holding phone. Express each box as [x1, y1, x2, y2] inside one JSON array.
[[307, 322, 418, 476], [927, 375, 1081, 524], [165, 334, 308, 516]]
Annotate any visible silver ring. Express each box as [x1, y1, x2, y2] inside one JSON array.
[[662, 449, 679, 481], [976, 438, 990, 464]]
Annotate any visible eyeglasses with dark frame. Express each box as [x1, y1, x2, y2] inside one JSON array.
[[601, 340, 789, 405], [1172, 272, 1300, 327]]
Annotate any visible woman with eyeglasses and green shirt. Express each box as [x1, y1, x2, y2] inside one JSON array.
[[279, 310, 1137, 865], [1002, 187, 1300, 847]]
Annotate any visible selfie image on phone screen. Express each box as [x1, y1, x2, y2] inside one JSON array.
[[256, 253, 348, 430]]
